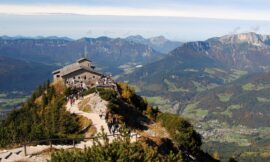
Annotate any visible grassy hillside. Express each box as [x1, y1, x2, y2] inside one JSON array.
[[122, 47, 248, 113], [187, 72, 270, 127]]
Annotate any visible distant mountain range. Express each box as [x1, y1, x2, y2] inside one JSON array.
[[126, 35, 183, 53], [0, 35, 73, 41], [125, 32, 270, 94], [0, 35, 181, 92], [0, 35, 181, 75]]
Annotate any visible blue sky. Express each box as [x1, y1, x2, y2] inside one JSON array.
[[0, 0, 270, 41]]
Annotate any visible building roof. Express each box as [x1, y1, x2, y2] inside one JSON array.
[[77, 58, 91, 63], [53, 62, 102, 77], [52, 69, 61, 74], [52, 57, 102, 77]]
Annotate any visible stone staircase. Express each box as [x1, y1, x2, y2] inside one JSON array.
[[0, 148, 26, 162]]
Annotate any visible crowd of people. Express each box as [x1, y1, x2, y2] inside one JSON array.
[[67, 88, 84, 106], [98, 110, 120, 135], [107, 117, 120, 135], [98, 75, 115, 86]]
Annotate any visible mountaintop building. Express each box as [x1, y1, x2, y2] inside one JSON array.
[[52, 58, 115, 89]]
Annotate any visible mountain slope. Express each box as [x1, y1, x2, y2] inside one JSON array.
[[193, 32, 270, 71], [76, 37, 162, 74], [186, 72, 270, 161], [123, 32, 270, 111], [0, 56, 56, 91], [186, 72, 270, 127], [122, 41, 248, 112]]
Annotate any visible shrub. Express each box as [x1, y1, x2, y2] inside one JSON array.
[[157, 113, 202, 154], [51, 130, 184, 162]]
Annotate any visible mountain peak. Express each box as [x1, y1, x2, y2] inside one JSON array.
[[126, 35, 147, 43], [149, 36, 167, 44], [182, 41, 210, 52], [217, 32, 270, 46], [126, 35, 145, 39]]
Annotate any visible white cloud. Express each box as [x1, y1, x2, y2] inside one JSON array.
[[0, 4, 270, 21]]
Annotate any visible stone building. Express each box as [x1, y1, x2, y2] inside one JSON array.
[[52, 58, 103, 89]]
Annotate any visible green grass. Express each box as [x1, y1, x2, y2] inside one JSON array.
[[146, 96, 166, 105], [241, 150, 270, 160], [257, 97, 270, 103], [204, 68, 216, 75], [0, 92, 28, 110], [118, 62, 139, 74], [258, 127, 270, 132], [192, 81, 207, 92], [192, 81, 218, 92], [204, 68, 227, 75], [207, 83, 219, 90], [198, 121, 252, 146], [184, 68, 199, 72], [220, 104, 242, 118], [217, 93, 233, 102], [242, 83, 270, 91], [242, 83, 256, 91], [79, 103, 91, 113], [0, 93, 7, 98], [225, 69, 247, 83], [112, 75, 121, 80], [182, 102, 208, 121], [2, 98, 26, 107], [221, 132, 250, 146], [164, 79, 189, 92], [129, 84, 141, 93], [232, 69, 248, 76], [146, 96, 172, 111]]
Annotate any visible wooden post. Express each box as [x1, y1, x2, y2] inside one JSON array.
[[49, 140, 52, 151], [24, 144, 27, 156], [135, 134, 138, 142], [73, 139, 75, 148]]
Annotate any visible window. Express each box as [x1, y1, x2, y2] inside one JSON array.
[[78, 76, 81, 79], [93, 76, 95, 78], [84, 76, 87, 80], [56, 75, 60, 78]]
